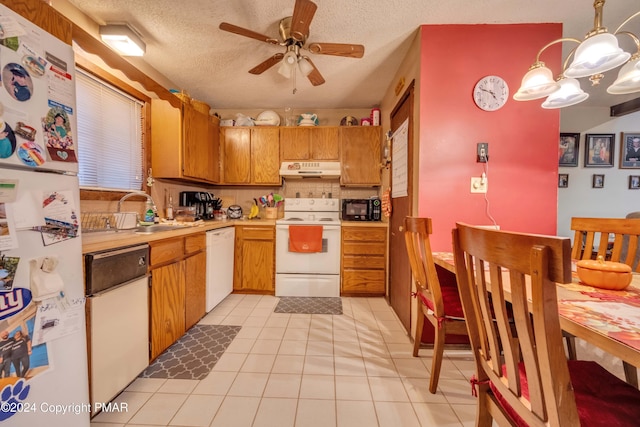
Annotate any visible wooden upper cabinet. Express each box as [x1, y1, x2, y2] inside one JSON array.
[[221, 127, 280, 185], [222, 127, 251, 183], [151, 99, 220, 184], [280, 127, 339, 161], [340, 127, 382, 186], [251, 128, 281, 185]]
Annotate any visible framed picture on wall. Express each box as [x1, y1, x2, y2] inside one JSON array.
[[620, 132, 640, 169], [585, 133, 614, 167], [559, 133, 579, 166], [558, 173, 569, 188], [630, 175, 640, 189], [592, 174, 605, 188]]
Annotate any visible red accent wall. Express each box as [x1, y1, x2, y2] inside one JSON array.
[[417, 24, 563, 251]]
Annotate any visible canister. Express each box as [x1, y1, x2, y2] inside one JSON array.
[[371, 108, 380, 126]]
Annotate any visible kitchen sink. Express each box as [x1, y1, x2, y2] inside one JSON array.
[[134, 224, 185, 234]]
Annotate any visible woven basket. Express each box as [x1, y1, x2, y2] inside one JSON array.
[[191, 99, 211, 114], [174, 91, 191, 103]]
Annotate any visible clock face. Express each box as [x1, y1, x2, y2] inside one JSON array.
[[473, 76, 509, 111]]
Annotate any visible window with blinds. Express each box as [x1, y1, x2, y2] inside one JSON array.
[[76, 70, 144, 191]]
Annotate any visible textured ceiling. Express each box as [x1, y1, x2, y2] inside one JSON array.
[[66, 0, 640, 110]]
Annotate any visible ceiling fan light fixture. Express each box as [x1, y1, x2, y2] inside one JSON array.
[[298, 56, 314, 77], [99, 24, 146, 56], [278, 51, 298, 78]]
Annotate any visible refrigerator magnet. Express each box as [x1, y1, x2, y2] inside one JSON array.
[[17, 141, 45, 167]]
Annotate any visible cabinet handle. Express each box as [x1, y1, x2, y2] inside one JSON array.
[[398, 226, 403, 232]]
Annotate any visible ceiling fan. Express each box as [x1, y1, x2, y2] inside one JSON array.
[[219, 0, 365, 87]]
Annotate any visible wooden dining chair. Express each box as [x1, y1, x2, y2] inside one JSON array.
[[568, 216, 640, 387], [403, 217, 468, 394], [570, 217, 640, 271], [452, 223, 640, 427]]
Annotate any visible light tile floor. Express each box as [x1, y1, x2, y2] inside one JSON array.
[[91, 294, 479, 427]]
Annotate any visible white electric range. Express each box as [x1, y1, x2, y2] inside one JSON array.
[[275, 198, 341, 297]]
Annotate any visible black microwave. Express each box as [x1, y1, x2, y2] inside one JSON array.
[[342, 198, 382, 221]]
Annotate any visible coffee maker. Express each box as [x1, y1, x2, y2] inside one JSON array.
[[179, 191, 215, 220]]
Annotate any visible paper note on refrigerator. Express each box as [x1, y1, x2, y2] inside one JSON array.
[[32, 295, 85, 345], [39, 190, 78, 245], [0, 202, 19, 250]]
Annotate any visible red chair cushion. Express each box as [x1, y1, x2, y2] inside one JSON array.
[[417, 282, 465, 320], [490, 360, 640, 427]]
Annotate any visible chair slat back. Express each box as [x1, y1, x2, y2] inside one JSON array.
[[452, 223, 577, 427], [404, 217, 445, 317], [570, 217, 640, 272]]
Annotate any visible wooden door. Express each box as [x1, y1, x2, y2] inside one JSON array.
[[150, 261, 185, 360], [311, 127, 339, 160], [182, 105, 211, 181], [340, 127, 382, 185], [389, 81, 415, 332], [184, 251, 206, 330], [280, 127, 311, 160], [222, 127, 251, 183]]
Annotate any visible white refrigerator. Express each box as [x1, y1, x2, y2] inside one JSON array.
[[0, 4, 89, 426]]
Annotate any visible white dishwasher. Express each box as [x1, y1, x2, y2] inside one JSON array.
[[206, 227, 235, 311]]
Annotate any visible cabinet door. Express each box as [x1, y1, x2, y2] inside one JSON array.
[[311, 127, 339, 160], [222, 128, 251, 183], [341, 127, 382, 185], [183, 105, 211, 181], [251, 128, 281, 185], [150, 261, 185, 360], [185, 251, 206, 330], [234, 226, 275, 292], [280, 127, 310, 160], [209, 116, 221, 183]]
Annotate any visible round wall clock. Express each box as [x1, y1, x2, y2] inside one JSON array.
[[473, 75, 509, 111]]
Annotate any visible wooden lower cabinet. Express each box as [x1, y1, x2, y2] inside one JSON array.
[[341, 226, 387, 296], [150, 260, 185, 360], [234, 225, 275, 293], [149, 233, 206, 360], [184, 250, 206, 330]]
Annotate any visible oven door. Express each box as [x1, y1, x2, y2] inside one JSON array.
[[276, 224, 341, 274]]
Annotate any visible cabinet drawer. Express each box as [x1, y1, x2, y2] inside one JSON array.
[[150, 238, 184, 267], [342, 242, 386, 256], [343, 254, 386, 270], [185, 233, 206, 255], [342, 227, 387, 242], [240, 226, 275, 240], [342, 270, 385, 294]]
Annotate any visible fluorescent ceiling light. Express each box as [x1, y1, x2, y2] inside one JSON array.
[[99, 24, 146, 56]]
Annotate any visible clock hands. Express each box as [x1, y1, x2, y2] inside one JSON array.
[[479, 87, 498, 100]]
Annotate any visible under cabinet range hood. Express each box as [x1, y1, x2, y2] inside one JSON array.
[[279, 161, 341, 178]]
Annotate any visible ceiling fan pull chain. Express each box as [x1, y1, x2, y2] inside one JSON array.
[[292, 67, 297, 94]]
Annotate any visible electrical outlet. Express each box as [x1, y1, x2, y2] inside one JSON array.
[[477, 142, 488, 163], [471, 176, 488, 193]]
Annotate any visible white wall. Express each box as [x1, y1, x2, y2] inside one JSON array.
[[558, 107, 640, 239]]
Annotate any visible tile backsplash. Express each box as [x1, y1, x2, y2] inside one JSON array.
[[82, 179, 379, 221]]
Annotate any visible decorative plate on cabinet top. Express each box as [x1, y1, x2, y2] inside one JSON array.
[[340, 116, 359, 126]]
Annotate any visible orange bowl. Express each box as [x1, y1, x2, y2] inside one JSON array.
[[576, 258, 632, 290]]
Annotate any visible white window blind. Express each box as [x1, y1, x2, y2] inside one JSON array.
[[76, 70, 144, 190]]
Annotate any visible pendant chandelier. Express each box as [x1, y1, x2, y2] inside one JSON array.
[[514, 0, 640, 109]]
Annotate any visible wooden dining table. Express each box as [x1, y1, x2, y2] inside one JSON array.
[[432, 251, 640, 374]]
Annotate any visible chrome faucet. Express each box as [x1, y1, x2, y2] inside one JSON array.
[[117, 191, 157, 213]]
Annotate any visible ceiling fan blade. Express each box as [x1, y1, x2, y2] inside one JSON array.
[[308, 42, 365, 58], [290, 0, 317, 41], [304, 57, 325, 86], [248, 53, 284, 75], [219, 22, 279, 44]]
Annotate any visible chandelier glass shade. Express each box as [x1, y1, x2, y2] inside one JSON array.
[[515, 1, 640, 108]]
